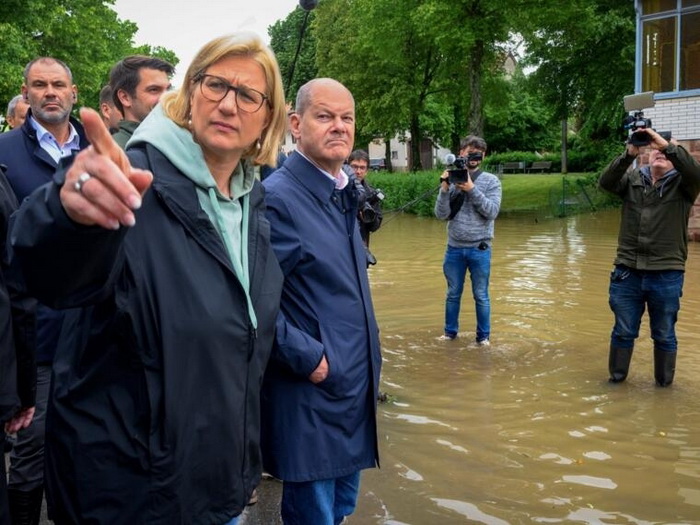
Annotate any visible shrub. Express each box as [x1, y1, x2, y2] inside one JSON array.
[[365, 171, 442, 217]]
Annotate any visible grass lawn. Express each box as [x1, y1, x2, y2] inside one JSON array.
[[500, 172, 592, 212], [366, 170, 608, 216]]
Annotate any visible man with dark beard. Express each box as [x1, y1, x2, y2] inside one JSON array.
[[0, 57, 88, 524]]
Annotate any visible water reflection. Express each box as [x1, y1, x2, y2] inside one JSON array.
[[356, 209, 700, 524]]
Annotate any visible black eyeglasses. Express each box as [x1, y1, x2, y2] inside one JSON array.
[[195, 74, 269, 113]]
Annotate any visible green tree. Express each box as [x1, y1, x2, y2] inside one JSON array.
[[521, 0, 636, 153], [0, 0, 178, 117], [484, 70, 559, 153], [312, 0, 539, 168], [314, 0, 452, 170], [269, 6, 318, 103], [267, 0, 632, 165], [427, 0, 517, 140]]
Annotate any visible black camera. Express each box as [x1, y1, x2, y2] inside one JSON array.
[[445, 152, 483, 170], [443, 152, 482, 184], [622, 92, 671, 146], [360, 188, 384, 223], [447, 170, 469, 184]]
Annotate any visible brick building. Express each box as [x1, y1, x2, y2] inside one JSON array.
[[633, 1, 700, 238]]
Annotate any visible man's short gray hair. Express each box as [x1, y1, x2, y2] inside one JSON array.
[[23, 57, 73, 84], [6, 94, 23, 117]]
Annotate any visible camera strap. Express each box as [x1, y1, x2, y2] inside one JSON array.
[[448, 192, 465, 220], [447, 170, 481, 220]]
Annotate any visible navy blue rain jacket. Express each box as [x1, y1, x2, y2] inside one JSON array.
[[0, 111, 88, 364], [261, 152, 381, 482]]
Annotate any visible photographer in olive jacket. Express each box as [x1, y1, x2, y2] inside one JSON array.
[[599, 128, 700, 387], [434, 135, 501, 346]]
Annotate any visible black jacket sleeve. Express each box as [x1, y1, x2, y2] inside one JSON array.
[[0, 168, 36, 413], [9, 163, 127, 309]]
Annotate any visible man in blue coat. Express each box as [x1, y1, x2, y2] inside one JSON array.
[[261, 78, 382, 525], [0, 56, 88, 523]]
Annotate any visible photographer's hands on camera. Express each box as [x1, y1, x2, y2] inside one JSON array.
[[626, 127, 671, 158], [440, 173, 473, 193]]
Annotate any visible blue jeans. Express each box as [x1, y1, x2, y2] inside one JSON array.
[[443, 244, 491, 341], [608, 265, 684, 352], [222, 517, 240, 525], [281, 471, 361, 525]]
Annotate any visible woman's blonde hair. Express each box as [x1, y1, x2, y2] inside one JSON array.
[[161, 32, 286, 166]]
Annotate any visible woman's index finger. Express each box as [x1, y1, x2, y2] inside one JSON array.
[[78, 107, 131, 173]]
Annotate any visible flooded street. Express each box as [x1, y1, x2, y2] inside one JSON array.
[[355, 209, 700, 524]]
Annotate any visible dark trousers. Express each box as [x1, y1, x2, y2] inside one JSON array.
[[8, 365, 50, 491], [1, 429, 10, 525]]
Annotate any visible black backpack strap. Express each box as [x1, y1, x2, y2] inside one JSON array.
[[447, 169, 482, 220], [447, 191, 465, 220]]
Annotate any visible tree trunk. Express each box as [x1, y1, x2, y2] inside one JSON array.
[[451, 104, 463, 152], [561, 119, 568, 174], [410, 114, 422, 171], [467, 39, 485, 137], [384, 139, 392, 172]]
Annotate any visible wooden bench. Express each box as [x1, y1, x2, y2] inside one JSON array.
[[501, 161, 526, 173], [526, 161, 553, 173]]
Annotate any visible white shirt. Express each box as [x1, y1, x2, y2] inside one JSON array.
[[297, 150, 349, 189], [29, 115, 81, 163]]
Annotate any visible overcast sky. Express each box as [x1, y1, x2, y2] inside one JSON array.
[[112, 0, 302, 86]]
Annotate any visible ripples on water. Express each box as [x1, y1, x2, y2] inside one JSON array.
[[355, 210, 700, 524]]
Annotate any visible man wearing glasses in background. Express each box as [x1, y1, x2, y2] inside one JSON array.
[[348, 149, 383, 265]]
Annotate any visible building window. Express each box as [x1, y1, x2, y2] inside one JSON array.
[[639, 1, 700, 93], [642, 16, 676, 92], [680, 11, 700, 89], [641, 0, 677, 13]]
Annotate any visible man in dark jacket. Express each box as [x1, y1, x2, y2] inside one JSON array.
[[599, 128, 700, 386], [262, 78, 381, 525], [0, 167, 36, 525], [0, 56, 87, 524], [348, 149, 383, 266]]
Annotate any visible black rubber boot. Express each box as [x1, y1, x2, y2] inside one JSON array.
[[654, 348, 676, 387], [608, 345, 633, 383], [8, 485, 43, 525]]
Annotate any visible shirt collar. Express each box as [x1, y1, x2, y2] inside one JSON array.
[[296, 150, 348, 189], [29, 115, 80, 150]]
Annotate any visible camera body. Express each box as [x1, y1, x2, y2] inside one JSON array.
[[622, 92, 671, 146], [445, 152, 483, 184], [360, 187, 384, 224]]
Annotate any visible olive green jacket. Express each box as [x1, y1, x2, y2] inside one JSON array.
[[111, 120, 139, 150], [599, 143, 700, 271]]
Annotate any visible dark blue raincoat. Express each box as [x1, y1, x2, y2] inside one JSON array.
[[261, 152, 381, 482]]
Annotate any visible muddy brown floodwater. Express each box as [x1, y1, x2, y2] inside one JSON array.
[[353, 209, 700, 524]]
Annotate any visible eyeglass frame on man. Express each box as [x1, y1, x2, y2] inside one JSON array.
[[194, 73, 270, 113]]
